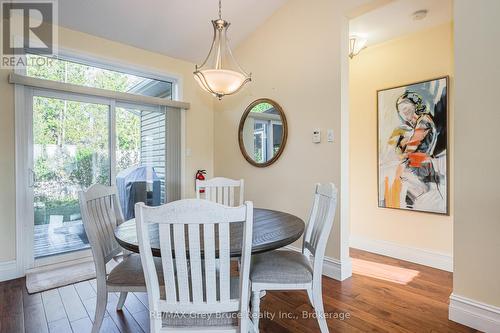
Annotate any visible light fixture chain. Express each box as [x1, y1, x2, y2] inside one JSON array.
[[218, 0, 222, 19]]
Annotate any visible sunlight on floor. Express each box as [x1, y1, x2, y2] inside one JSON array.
[[352, 258, 420, 285]]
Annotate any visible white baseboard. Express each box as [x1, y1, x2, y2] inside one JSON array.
[[350, 235, 453, 272], [0, 260, 23, 282], [449, 293, 500, 333], [323, 256, 352, 281], [285, 246, 352, 281]]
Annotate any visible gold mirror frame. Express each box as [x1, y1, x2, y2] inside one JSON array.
[[238, 98, 288, 167]]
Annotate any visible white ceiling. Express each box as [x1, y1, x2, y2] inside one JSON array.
[[58, 0, 288, 63], [349, 0, 452, 47]]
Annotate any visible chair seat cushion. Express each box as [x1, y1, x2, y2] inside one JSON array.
[[250, 250, 313, 284], [107, 253, 164, 287]]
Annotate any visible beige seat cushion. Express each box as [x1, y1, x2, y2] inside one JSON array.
[[107, 253, 164, 287], [250, 250, 313, 284]]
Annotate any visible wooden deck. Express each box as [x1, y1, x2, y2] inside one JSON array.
[[34, 220, 90, 259], [0, 249, 479, 333]]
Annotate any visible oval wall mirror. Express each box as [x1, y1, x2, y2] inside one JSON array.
[[238, 98, 288, 167]]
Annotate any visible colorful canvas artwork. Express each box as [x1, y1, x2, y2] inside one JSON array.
[[378, 77, 448, 214]]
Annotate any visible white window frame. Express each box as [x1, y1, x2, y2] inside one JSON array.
[[270, 120, 283, 158], [253, 121, 267, 163], [253, 118, 284, 161], [14, 48, 186, 272]]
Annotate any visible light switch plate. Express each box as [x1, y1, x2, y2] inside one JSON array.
[[327, 129, 334, 142]]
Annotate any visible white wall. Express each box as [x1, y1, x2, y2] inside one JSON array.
[[450, 0, 500, 331], [452, 0, 500, 307]]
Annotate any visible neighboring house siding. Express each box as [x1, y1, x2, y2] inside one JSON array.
[[140, 111, 166, 203]]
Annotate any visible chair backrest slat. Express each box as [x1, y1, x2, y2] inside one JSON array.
[[158, 224, 177, 305], [218, 222, 231, 302], [187, 224, 203, 303], [135, 199, 253, 321], [203, 223, 217, 304], [229, 187, 235, 206], [79, 184, 126, 282], [97, 198, 113, 254], [196, 177, 244, 206], [217, 187, 223, 205], [302, 183, 338, 260], [173, 224, 190, 303], [223, 187, 229, 206], [210, 187, 216, 204]]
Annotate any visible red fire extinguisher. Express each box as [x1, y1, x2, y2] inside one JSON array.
[[195, 170, 207, 193]]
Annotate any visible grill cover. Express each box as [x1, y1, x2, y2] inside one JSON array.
[[116, 166, 161, 220]]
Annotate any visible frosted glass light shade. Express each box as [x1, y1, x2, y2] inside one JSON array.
[[194, 69, 247, 96]]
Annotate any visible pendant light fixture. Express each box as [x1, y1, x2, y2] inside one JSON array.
[[194, 0, 251, 100]]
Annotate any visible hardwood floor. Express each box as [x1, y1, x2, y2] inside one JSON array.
[[0, 249, 479, 333]]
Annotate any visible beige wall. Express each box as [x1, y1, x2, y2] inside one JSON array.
[[453, 0, 500, 307], [349, 24, 454, 256], [214, 0, 369, 262], [0, 25, 215, 262]]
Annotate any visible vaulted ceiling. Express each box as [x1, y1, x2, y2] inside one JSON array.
[[350, 0, 452, 47], [58, 0, 288, 64]]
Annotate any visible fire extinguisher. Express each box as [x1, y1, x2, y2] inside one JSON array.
[[195, 170, 207, 193]]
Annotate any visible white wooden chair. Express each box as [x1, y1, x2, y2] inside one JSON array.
[[79, 184, 164, 333], [196, 177, 244, 206], [250, 183, 338, 333], [135, 199, 254, 333]]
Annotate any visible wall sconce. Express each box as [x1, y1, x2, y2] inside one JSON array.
[[349, 36, 368, 59]]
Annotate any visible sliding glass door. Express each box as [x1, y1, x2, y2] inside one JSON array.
[[12, 53, 181, 271], [29, 89, 167, 265], [32, 91, 111, 260]]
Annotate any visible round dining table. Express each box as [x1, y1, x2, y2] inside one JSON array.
[[114, 208, 305, 257]]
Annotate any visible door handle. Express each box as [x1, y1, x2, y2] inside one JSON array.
[[28, 168, 36, 187]]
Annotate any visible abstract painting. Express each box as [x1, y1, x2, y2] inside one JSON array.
[[378, 77, 448, 214]]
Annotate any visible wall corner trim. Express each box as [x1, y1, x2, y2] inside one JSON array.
[[350, 235, 453, 272], [0, 260, 23, 282], [324, 255, 352, 281], [285, 246, 352, 281], [449, 293, 500, 333]]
